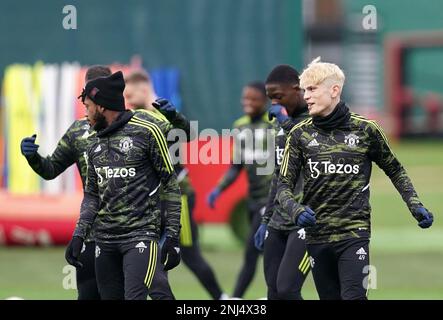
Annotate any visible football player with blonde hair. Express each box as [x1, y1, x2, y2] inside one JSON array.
[[277, 57, 434, 299]]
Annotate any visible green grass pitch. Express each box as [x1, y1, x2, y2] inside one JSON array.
[[0, 140, 442, 299]]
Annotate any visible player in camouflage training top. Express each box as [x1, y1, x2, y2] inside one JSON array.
[[253, 65, 311, 300], [64, 71, 182, 300], [20, 67, 191, 300], [20, 65, 112, 300], [125, 70, 227, 300], [207, 81, 274, 298], [277, 58, 434, 300]]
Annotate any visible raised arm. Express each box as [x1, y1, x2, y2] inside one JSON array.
[[22, 131, 77, 180]]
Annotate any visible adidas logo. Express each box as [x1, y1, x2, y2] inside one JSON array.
[[136, 241, 147, 253], [94, 145, 102, 153], [356, 247, 367, 260], [136, 242, 147, 249], [308, 139, 319, 147], [277, 128, 285, 136]]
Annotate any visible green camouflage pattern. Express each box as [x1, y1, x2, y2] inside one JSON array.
[[74, 110, 181, 243], [26, 118, 94, 188], [217, 112, 274, 207], [25, 106, 190, 243], [262, 112, 309, 231], [134, 109, 195, 197], [277, 112, 423, 244], [26, 118, 97, 242], [26, 108, 192, 242]]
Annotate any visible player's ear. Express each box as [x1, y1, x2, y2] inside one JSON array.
[[331, 84, 341, 99]]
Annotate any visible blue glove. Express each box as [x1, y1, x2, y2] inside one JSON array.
[[20, 134, 39, 157], [152, 98, 177, 120], [207, 188, 221, 209], [296, 206, 316, 227], [254, 223, 267, 251], [412, 207, 434, 229], [268, 104, 289, 124]]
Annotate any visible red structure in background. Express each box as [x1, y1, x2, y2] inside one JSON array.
[[423, 93, 442, 135], [385, 31, 443, 139], [184, 137, 248, 223], [0, 191, 80, 245], [0, 136, 248, 245]]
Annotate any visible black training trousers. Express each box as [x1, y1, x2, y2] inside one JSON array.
[[148, 247, 175, 300], [94, 240, 158, 300], [76, 241, 101, 300], [263, 227, 310, 300]]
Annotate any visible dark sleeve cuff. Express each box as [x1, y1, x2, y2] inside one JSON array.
[[281, 118, 296, 133]]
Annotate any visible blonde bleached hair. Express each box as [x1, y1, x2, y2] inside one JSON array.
[[300, 57, 345, 90]]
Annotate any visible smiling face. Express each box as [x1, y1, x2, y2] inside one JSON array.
[[303, 79, 341, 117], [241, 86, 267, 117]]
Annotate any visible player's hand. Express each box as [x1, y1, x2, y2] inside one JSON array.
[[254, 223, 268, 251], [412, 206, 434, 228], [20, 134, 39, 157], [152, 98, 177, 120], [161, 237, 181, 271], [268, 104, 289, 123], [296, 206, 316, 227], [65, 236, 84, 268], [207, 188, 221, 209]]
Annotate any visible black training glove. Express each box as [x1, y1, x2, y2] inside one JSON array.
[[65, 236, 84, 268], [152, 98, 177, 120], [161, 237, 181, 271]]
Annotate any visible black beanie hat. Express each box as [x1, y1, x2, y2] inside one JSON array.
[[80, 71, 126, 111]]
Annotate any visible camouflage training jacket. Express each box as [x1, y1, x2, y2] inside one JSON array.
[[277, 102, 423, 244], [74, 110, 181, 243]]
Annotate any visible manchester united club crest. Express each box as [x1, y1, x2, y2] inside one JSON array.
[[119, 137, 133, 153], [344, 133, 359, 148]]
